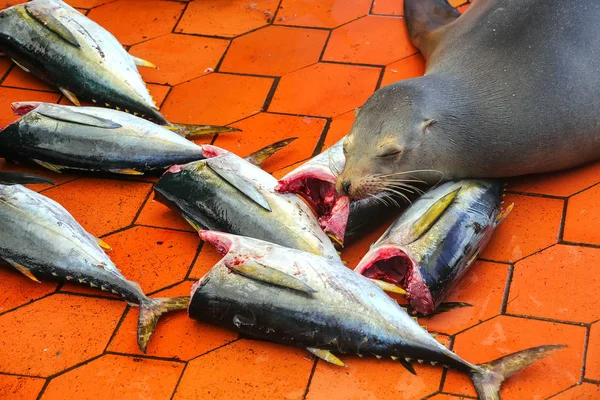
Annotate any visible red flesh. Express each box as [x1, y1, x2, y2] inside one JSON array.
[[355, 246, 435, 315]]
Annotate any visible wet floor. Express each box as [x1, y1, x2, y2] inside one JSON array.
[[0, 0, 598, 399]]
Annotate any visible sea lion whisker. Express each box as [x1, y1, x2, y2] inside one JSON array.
[[379, 186, 413, 204], [384, 182, 426, 195]]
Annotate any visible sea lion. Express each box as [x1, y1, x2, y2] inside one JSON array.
[[336, 0, 600, 199]]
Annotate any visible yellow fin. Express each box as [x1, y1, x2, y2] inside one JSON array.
[[368, 278, 407, 295], [33, 159, 64, 173], [225, 259, 316, 294], [307, 348, 346, 367], [96, 237, 112, 251], [496, 203, 514, 225], [183, 216, 203, 232], [409, 188, 460, 242], [109, 169, 143, 176], [60, 88, 81, 106], [5, 259, 40, 283], [132, 56, 158, 69]]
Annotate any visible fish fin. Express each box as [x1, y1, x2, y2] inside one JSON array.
[[35, 104, 122, 129], [33, 159, 65, 174], [307, 348, 346, 367], [0, 171, 55, 186], [244, 137, 298, 166], [109, 169, 144, 176], [182, 216, 203, 232], [496, 203, 514, 225], [96, 237, 112, 251], [224, 259, 316, 294], [166, 123, 241, 138], [368, 278, 407, 295], [137, 296, 189, 353], [11, 59, 30, 73], [409, 187, 459, 242], [25, 5, 80, 48], [131, 56, 157, 69], [471, 344, 566, 400], [206, 157, 271, 212], [5, 259, 41, 283], [397, 356, 417, 375], [418, 302, 473, 317], [59, 88, 81, 106]]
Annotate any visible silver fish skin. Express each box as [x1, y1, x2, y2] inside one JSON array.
[[0, 184, 188, 352], [355, 180, 508, 316], [154, 145, 341, 261], [276, 138, 405, 245], [0, 102, 205, 175], [0, 0, 163, 123], [190, 230, 564, 400]]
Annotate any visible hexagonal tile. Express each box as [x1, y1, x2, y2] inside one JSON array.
[[418, 261, 509, 335], [102, 226, 199, 293], [214, 112, 327, 173], [147, 83, 171, 108], [371, 0, 404, 15], [381, 53, 426, 87], [107, 282, 237, 360], [2, 65, 57, 92], [0, 374, 45, 400], [0, 294, 125, 377], [564, 184, 600, 245], [444, 316, 585, 399], [306, 358, 443, 400], [0, 265, 58, 315], [323, 110, 355, 149], [508, 245, 600, 323], [135, 194, 196, 232], [509, 160, 600, 197], [189, 241, 223, 281], [88, 0, 185, 46], [129, 34, 229, 86], [585, 322, 600, 381], [552, 383, 600, 399], [220, 26, 327, 76], [269, 63, 380, 117], [275, 0, 371, 28], [173, 340, 312, 400], [176, 0, 280, 38], [41, 354, 183, 399], [322, 16, 417, 65], [41, 178, 152, 237], [0, 87, 60, 128], [480, 193, 563, 263], [162, 73, 273, 126]]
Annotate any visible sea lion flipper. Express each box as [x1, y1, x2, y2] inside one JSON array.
[[404, 0, 461, 57]]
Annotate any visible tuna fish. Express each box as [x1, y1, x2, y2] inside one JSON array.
[[0, 102, 211, 175], [0, 184, 188, 352], [0, 0, 233, 136], [153, 145, 341, 261], [276, 138, 411, 245], [189, 230, 564, 400], [354, 180, 512, 316]]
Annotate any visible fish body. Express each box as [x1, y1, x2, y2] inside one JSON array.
[[276, 138, 405, 245], [355, 180, 508, 315], [154, 145, 340, 261], [0, 184, 188, 352], [0, 170, 54, 185], [0, 102, 205, 175], [0, 0, 165, 123], [190, 230, 563, 400]]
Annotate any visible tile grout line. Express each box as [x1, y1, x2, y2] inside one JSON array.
[[184, 240, 204, 281], [438, 334, 455, 393], [499, 263, 515, 314], [311, 118, 333, 157], [558, 197, 568, 241], [35, 354, 105, 400], [171, 0, 190, 36], [503, 313, 589, 327], [301, 358, 319, 400], [580, 325, 591, 383], [103, 306, 132, 353], [261, 77, 280, 112]]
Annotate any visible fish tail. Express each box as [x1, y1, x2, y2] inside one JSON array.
[[166, 123, 241, 138], [470, 344, 566, 400], [137, 296, 190, 353]]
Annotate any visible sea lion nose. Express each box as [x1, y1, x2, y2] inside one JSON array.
[[341, 181, 351, 195]]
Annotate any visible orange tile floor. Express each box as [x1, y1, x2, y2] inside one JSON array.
[[0, 0, 599, 399]]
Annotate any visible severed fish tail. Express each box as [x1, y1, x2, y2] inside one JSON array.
[[470, 344, 566, 400], [137, 296, 190, 353]]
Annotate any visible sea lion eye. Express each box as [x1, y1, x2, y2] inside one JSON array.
[[378, 148, 402, 158]]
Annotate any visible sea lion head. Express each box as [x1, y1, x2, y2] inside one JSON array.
[[336, 82, 445, 200]]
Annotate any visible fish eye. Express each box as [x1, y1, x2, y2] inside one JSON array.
[[378, 148, 402, 158]]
